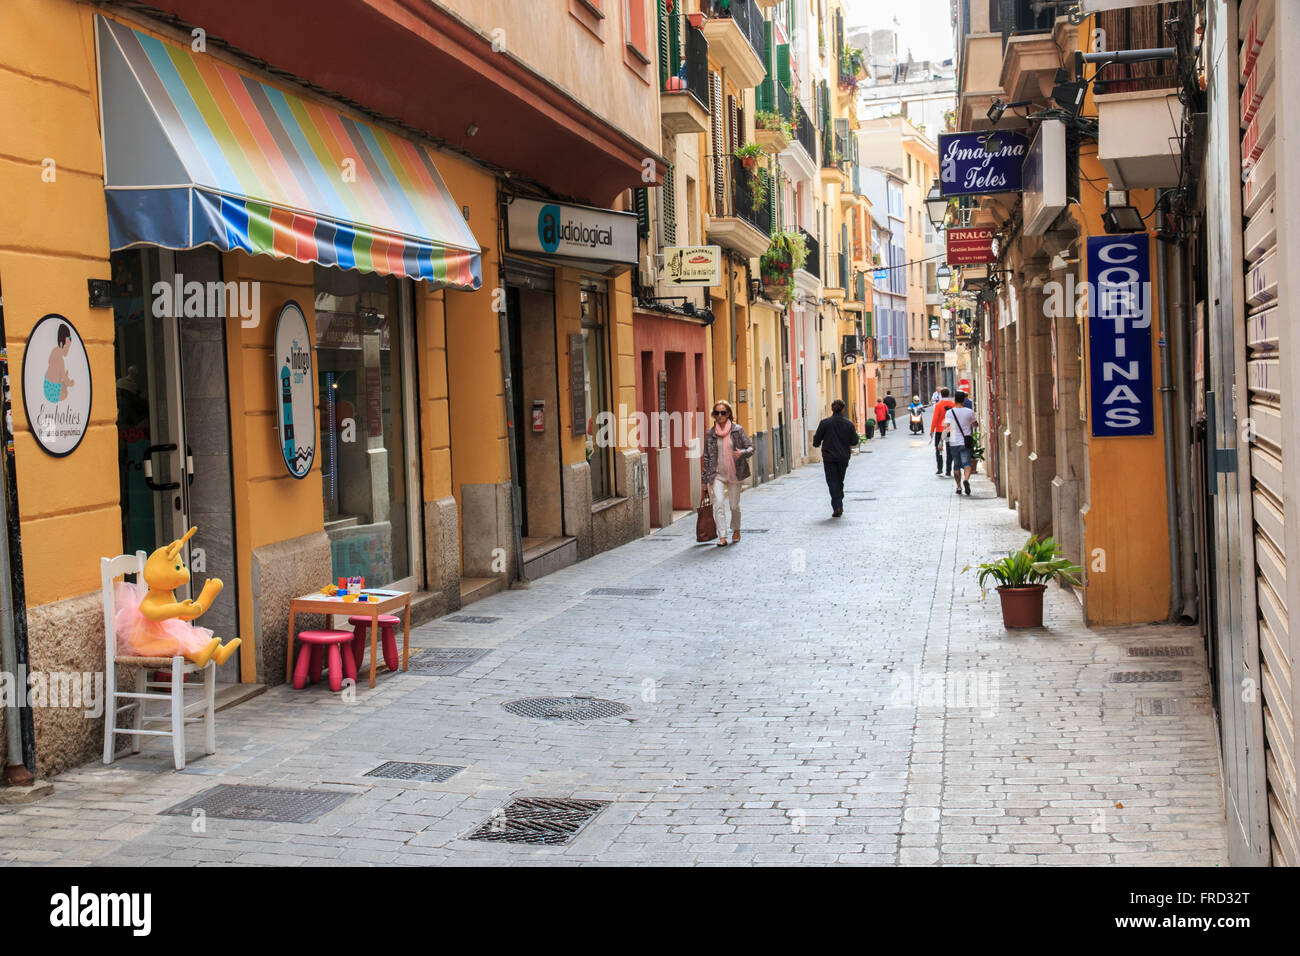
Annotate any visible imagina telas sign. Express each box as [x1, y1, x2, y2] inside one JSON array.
[[938, 131, 1030, 198], [274, 301, 316, 478], [22, 313, 91, 457], [1087, 235, 1153, 437]]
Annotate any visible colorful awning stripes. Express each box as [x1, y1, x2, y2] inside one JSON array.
[[96, 16, 481, 289]]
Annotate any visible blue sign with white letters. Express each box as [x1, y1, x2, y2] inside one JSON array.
[[1087, 234, 1154, 437], [938, 131, 1031, 197]]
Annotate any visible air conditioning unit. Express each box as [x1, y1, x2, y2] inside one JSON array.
[[1078, 0, 1159, 11]]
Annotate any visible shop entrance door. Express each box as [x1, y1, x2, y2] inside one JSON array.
[[112, 248, 241, 681]]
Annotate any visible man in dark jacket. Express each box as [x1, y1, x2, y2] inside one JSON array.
[[883, 391, 897, 427], [812, 399, 859, 517]]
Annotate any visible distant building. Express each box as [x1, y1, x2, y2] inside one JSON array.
[[847, 24, 955, 138]]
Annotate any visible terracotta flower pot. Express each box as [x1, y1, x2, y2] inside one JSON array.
[[687, 12, 705, 29], [741, 156, 757, 171], [997, 584, 1046, 628]]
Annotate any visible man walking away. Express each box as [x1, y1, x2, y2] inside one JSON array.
[[874, 398, 889, 437], [883, 391, 897, 427], [930, 387, 956, 476], [812, 399, 859, 517], [945, 390, 978, 496]]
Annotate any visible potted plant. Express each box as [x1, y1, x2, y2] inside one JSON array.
[[969, 536, 1081, 628], [969, 423, 985, 473], [759, 230, 808, 304], [736, 141, 763, 172]]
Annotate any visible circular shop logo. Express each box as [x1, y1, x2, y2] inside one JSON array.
[[537, 204, 561, 253], [22, 313, 92, 457]]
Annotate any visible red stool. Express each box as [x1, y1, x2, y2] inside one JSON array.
[[350, 615, 401, 673], [292, 630, 356, 692]]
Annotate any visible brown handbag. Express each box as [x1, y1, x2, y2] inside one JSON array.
[[696, 489, 717, 542]]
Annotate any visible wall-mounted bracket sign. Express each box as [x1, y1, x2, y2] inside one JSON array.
[[663, 245, 722, 287], [938, 131, 1031, 198], [507, 197, 638, 266], [274, 301, 316, 478], [22, 314, 91, 457], [1088, 235, 1154, 437], [945, 228, 998, 265]]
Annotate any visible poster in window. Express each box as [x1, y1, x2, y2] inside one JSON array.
[[275, 301, 316, 478], [569, 333, 586, 437]]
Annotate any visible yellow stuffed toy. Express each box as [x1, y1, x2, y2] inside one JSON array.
[[114, 527, 241, 667]]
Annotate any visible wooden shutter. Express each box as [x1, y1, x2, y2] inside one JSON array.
[[633, 187, 650, 237], [710, 71, 724, 214], [728, 94, 739, 153], [759, 20, 774, 112], [656, 0, 670, 90], [777, 44, 792, 89], [661, 161, 677, 245]]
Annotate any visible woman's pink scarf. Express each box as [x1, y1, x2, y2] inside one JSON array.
[[715, 420, 736, 482]]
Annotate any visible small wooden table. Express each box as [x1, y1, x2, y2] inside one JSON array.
[[285, 590, 411, 689]]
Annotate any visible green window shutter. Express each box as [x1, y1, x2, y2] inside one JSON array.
[[657, 0, 669, 89], [634, 187, 650, 238], [777, 44, 791, 89], [662, 163, 677, 245], [865, 310, 873, 338], [771, 169, 779, 235], [759, 20, 774, 109]]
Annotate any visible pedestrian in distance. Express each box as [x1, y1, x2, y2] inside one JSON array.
[[883, 390, 897, 427], [874, 398, 889, 437], [930, 387, 956, 476], [945, 390, 978, 496], [700, 400, 753, 547], [812, 398, 859, 518], [929, 387, 942, 406]]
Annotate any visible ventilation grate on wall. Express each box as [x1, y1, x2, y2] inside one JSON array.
[[1110, 671, 1184, 683]]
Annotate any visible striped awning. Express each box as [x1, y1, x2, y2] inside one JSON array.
[[96, 16, 480, 289]]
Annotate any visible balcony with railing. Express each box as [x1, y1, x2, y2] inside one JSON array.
[[660, 17, 710, 136], [706, 154, 772, 259], [797, 227, 819, 280], [793, 102, 817, 166], [701, 0, 767, 89]]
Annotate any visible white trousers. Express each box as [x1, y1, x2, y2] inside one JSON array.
[[711, 478, 743, 535]]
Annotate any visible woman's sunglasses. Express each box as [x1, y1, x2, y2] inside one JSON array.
[[712, 410, 729, 417]]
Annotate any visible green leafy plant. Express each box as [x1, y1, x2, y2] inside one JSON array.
[[967, 535, 1082, 597], [969, 424, 985, 462], [755, 110, 791, 139], [735, 142, 767, 213], [759, 230, 809, 304]]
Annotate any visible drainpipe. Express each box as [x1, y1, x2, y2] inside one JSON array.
[[1170, 237, 1198, 622], [1155, 217, 1182, 622], [0, 451, 31, 784], [495, 198, 526, 588], [0, 339, 35, 784]]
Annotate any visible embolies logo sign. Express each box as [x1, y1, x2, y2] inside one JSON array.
[[22, 313, 92, 457], [938, 131, 1031, 198]]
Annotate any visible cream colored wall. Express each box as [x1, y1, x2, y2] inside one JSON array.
[[436, 0, 660, 157]]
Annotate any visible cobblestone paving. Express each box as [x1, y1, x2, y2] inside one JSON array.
[[0, 435, 1228, 865]]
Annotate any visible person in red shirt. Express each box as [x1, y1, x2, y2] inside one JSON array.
[[874, 399, 890, 437], [929, 386, 956, 475]]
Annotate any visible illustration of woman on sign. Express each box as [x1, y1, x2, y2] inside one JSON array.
[[43, 324, 76, 403]]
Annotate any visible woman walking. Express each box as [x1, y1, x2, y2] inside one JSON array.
[[701, 400, 754, 547]]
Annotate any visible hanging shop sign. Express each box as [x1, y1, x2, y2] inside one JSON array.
[[507, 197, 637, 266], [938, 131, 1030, 198], [22, 314, 91, 457], [663, 245, 722, 287], [1087, 235, 1154, 437], [945, 228, 997, 265], [274, 301, 316, 478], [1023, 119, 1068, 236]]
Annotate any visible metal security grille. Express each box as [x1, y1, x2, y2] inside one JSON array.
[[405, 647, 491, 676], [1110, 671, 1184, 684], [364, 762, 464, 783], [1127, 646, 1197, 658], [465, 798, 610, 845], [160, 785, 351, 823], [447, 615, 501, 624], [502, 697, 629, 721], [587, 587, 663, 596]]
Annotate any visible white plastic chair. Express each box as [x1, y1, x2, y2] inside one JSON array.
[[101, 552, 215, 770]]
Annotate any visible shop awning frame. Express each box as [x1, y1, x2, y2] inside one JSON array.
[[95, 15, 481, 289]]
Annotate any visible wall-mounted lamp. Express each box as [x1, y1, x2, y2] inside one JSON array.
[[1102, 188, 1144, 233]]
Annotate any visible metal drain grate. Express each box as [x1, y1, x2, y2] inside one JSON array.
[[1127, 646, 1196, 658], [364, 761, 464, 783], [1111, 670, 1184, 683], [465, 797, 610, 845], [741, 528, 770, 533], [405, 647, 491, 676], [587, 587, 663, 596], [447, 615, 501, 624], [1137, 697, 1211, 717], [160, 784, 350, 823], [502, 696, 629, 721]]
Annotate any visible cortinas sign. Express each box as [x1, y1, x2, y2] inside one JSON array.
[[22, 314, 91, 457], [945, 228, 997, 265], [938, 131, 1030, 198], [275, 302, 316, 478], [1087, 235, 1153, 437]]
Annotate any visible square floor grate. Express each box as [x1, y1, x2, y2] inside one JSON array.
[[405, 647, 491, 676], [587, 587, 663, 596], [1111, 670, 1184, 683], [1137, 696, 1211, 717], [1127, 646, 1196, 658], [741, 528, 770, 533], [465, 797, 610, 846], [447, 615, 501, 624], [364, 761, 464, 783], [160, 784, 351, 823]]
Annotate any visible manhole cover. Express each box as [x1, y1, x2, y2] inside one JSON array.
[[364, 761, 464, 783], [160, 784, 350, 823], [406, 647, 491, 676], [502, 696, 629, 721], [1127, 646, 1196, 657], [587, 587, 663, 596], [1111, 670, 1183, 683], [447, 615, 501, 624], [465, 797, 610, 845]]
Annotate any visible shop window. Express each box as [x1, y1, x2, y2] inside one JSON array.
[[580, 279, 614, 502], [314, 266, 412, 587]]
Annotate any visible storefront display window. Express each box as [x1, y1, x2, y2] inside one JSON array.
[[581, 280, 613, 501], [314, 266, 412, 586]]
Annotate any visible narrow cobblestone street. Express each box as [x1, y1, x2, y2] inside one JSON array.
[[1, 435, 1228, 865]]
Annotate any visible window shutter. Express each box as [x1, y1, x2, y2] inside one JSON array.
[[656, 0, 670, 90], [662, 162, 677, 245], [777, 44, 791, 89], [633, 187, 650, 238], [770, 169, 778, 236], [728, 94, 739, 153], [759, 21, 774, 111], [710, 71, 725, 214]]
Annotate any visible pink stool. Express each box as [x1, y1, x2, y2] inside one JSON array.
[[350, 615, 401, 673], [292, 630, 356, 692]]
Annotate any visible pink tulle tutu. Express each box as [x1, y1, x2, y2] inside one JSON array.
[[114, 581, 213, 658]]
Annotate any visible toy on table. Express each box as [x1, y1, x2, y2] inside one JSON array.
[[114, 526, 241, 668]]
